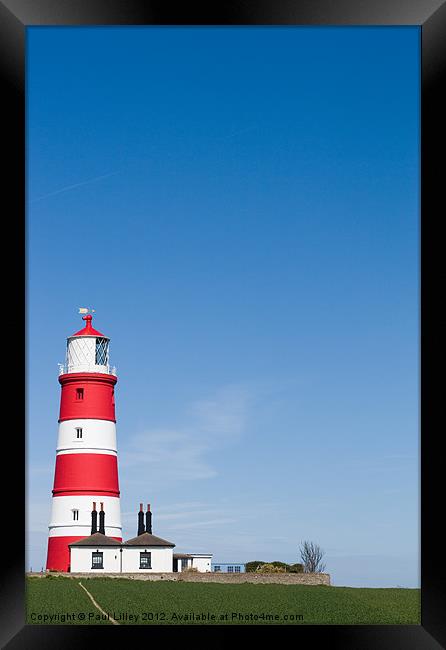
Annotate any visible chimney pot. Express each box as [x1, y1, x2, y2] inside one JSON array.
[[91, 505, 98, 535], [98, 504, 105, 534], [145, 505, 152, 534], [137, 504, 145, 535]]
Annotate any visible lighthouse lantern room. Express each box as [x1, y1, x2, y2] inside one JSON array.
[[46, 313, 122, 572]]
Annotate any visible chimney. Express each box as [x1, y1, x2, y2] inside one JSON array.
[[98, 502, 105, 535], [146, 504, 152, 534], [91, 502, 97, 534], [137, 503, 145, 536]]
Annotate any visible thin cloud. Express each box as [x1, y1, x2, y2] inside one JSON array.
[[189, 384, 252, 437], [26, 500, 51, 534], [165, 517, 238, 531], [120, 429, 217, 483], [121, 502, 209, 518], [120, 384, 255, 486]]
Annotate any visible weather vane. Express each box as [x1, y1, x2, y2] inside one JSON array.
[[78, 307, 96, 315]]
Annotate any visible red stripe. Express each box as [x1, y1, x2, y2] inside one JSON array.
[[53, 453, 120, 496], [46, 535, 122, 572], [59, 373, 117, 422]]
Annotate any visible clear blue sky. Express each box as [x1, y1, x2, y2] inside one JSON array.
[[27, 26, 420, 587]]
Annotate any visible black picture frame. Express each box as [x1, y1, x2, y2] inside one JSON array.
[[2, 0, 445, 647]]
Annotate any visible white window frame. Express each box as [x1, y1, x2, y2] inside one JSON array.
[[140, 551, 151, 569], [92, 551, 103, 569]]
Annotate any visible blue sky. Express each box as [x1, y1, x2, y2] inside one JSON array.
[[27, 26, 419, 587]]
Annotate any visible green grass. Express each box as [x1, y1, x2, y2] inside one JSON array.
[[26, 576, 109, 625], [26, 576, 420, 625]]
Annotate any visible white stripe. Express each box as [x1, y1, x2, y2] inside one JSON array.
[[56, 448, 117, 456], [57, 419, 117, 453], [49, 495, 122, 533], [48, 525, 122, 538]]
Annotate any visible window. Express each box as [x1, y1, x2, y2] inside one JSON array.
[[213, 566, 221, 572], [75, 427, 83, 439], [73, 510, 79, 521], [95, 338, 109, 366], [181, 558, 189, 570], [227, 566, 234, 573], [234, 566, 241, 573], [140, 552, 151, 569], [76, 388, 84, 401], [92, 552, 103, 569]]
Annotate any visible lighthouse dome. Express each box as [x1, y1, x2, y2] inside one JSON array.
[[71, 314, 107, 339], [61, 314, 116, 376]]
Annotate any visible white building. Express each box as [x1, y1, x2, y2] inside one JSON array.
[[122, 532, 175, 573], [68, 506, 212, 573], [173, 553, 213, 573], [70, 531, 176, 573], [69, 533, 123, 573]]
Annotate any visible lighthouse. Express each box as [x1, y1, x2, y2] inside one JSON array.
[[46, 313, 122, 571]]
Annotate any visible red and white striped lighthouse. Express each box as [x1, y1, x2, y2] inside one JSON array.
[[46, 312, 122, 571]]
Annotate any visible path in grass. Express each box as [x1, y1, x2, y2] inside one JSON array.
[[83, 579, 420, 625], [26, 576, 112, 625]]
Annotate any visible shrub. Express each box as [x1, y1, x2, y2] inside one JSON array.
[[247, 560, 302, 573], [255, 563, 286, 573], [245, 561, 265, 573], [182, 567, 198, 573], [271, 561, 290, 571]]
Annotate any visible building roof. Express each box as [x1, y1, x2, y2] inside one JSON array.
[[68, 532, 122, 547], [124, 532, 175, 547], [71, 314, 107, 338], [174, 553, 212, 558]]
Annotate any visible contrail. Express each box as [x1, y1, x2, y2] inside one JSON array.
[[29, 127, 256, 205], [29, 170, 120, 204]]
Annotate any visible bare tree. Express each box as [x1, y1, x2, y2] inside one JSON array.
[[299, 540, 326, 573]]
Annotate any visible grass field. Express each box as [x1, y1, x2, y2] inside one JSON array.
[[26, 576, 420, 625]]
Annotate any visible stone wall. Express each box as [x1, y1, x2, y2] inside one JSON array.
[[168, 572, 331, 586], [29, 572, 330, 585]]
